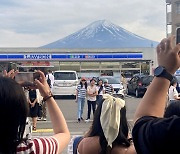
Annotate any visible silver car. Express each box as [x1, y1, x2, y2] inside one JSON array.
[[98, 76, 125, 99]]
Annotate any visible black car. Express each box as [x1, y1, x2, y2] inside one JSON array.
[[127, 74, 154, 97]]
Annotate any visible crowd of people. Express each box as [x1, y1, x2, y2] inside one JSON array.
[[75, 77, 115, 123], [0, 36, 180, 153]]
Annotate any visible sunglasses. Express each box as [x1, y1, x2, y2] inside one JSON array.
[[82, 80, 86, 81]]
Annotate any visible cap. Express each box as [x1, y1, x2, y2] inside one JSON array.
[[104, 79, 108, 83], [81, 77, 86, 81]]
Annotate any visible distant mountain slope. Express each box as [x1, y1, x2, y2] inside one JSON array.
[[41, 20, 158, 48]]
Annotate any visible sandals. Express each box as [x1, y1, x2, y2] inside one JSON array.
[[33, 126, 36, 131]]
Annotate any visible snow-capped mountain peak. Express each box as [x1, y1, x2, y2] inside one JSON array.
[[41, 20, 158, 48]]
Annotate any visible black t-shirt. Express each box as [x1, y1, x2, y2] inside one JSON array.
[[29, 89, 37, 101], [132, 115, 180, 154]]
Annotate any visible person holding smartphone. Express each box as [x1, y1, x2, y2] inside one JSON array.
[[0, 70, 70, 153], [132, 36, 180, 154]]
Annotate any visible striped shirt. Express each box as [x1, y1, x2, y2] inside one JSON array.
[[104, 85, 113, 95], [16, 137, 59, 154], [77, 84, 87, 98]]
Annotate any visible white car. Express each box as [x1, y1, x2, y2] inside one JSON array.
[[98, 76, 125, 99], [52, 70, 78, 97]]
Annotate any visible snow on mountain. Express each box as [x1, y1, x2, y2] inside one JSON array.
[[41, 20, 158, 48]]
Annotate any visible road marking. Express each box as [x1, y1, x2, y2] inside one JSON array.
[[37, 120, 93, 123], [33, 129, 53, 133], [32, 129, 84, 135], [33, 120, 133, 133]]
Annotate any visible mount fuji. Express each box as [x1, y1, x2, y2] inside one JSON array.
[[41, 20, 159, 48]]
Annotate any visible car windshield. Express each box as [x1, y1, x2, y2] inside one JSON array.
[[54, 72, 76, 80], [124, 74, 132, 78], [100, 77, 120, 84]]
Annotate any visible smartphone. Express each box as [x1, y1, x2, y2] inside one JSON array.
[[176, 27, 180, 44], [15, 72, 40, 87]]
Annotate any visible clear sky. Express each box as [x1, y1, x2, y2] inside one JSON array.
[[0, 0, 166, 47]]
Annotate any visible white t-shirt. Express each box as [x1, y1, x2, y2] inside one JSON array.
[[87, 85, 97, 101], [168, 85, 179, 100]]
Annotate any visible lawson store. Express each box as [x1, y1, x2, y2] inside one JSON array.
[[0, 47, 157, 78]]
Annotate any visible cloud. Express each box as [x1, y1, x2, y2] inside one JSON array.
[[0, 0, 166, 47]]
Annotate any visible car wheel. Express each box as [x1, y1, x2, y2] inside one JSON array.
[[135, 89, 140, 98]]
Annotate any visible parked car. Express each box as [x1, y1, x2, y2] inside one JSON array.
[[127, 74, 154, 98], [52, 70, 78, 97], [98, 76, 125, 99]]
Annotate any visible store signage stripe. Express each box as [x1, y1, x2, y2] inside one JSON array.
[[127, 54, 142, 58], [51, 55, 67, 59], [0, 55, 7, 59], [8, 55, 24, 59], [0, 53, 143, 61]]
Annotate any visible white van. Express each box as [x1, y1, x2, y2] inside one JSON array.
[[52, 70, 78, 96]]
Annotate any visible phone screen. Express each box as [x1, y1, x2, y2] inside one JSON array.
[[15, 72, 34, 83], [15, 72, 40, 87], [176, 27, 180, 44]]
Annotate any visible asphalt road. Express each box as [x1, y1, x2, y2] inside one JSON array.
[[32, 95, 141, 153]]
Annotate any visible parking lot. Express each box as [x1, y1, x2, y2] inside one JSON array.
[[32, 95, 141, 153]]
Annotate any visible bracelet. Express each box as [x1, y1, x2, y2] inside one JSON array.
[[43, 92, 54, 102]]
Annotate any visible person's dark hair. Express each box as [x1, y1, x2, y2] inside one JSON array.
[[0, 77, 29, 153], [164, 101, 180, 118], [121, 73, 125, 78], [97, 79, 103, 85], [97, 79, 103, 94], [89, 98, 130, 154], [90, 77, 96, 83], [80, 81, 87, 89], [48, 70, 52, 73]]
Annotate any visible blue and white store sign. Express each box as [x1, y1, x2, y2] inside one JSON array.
[[0, 53, 143, 61]]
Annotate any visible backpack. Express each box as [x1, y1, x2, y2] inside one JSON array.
[[47, 75, 51, 88]]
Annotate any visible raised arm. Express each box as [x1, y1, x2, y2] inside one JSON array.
[[35, 71, 70, 153], [134, 37, 180, 123]]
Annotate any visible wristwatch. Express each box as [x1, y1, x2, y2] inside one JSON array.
[[154, 66, 173, 82]]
